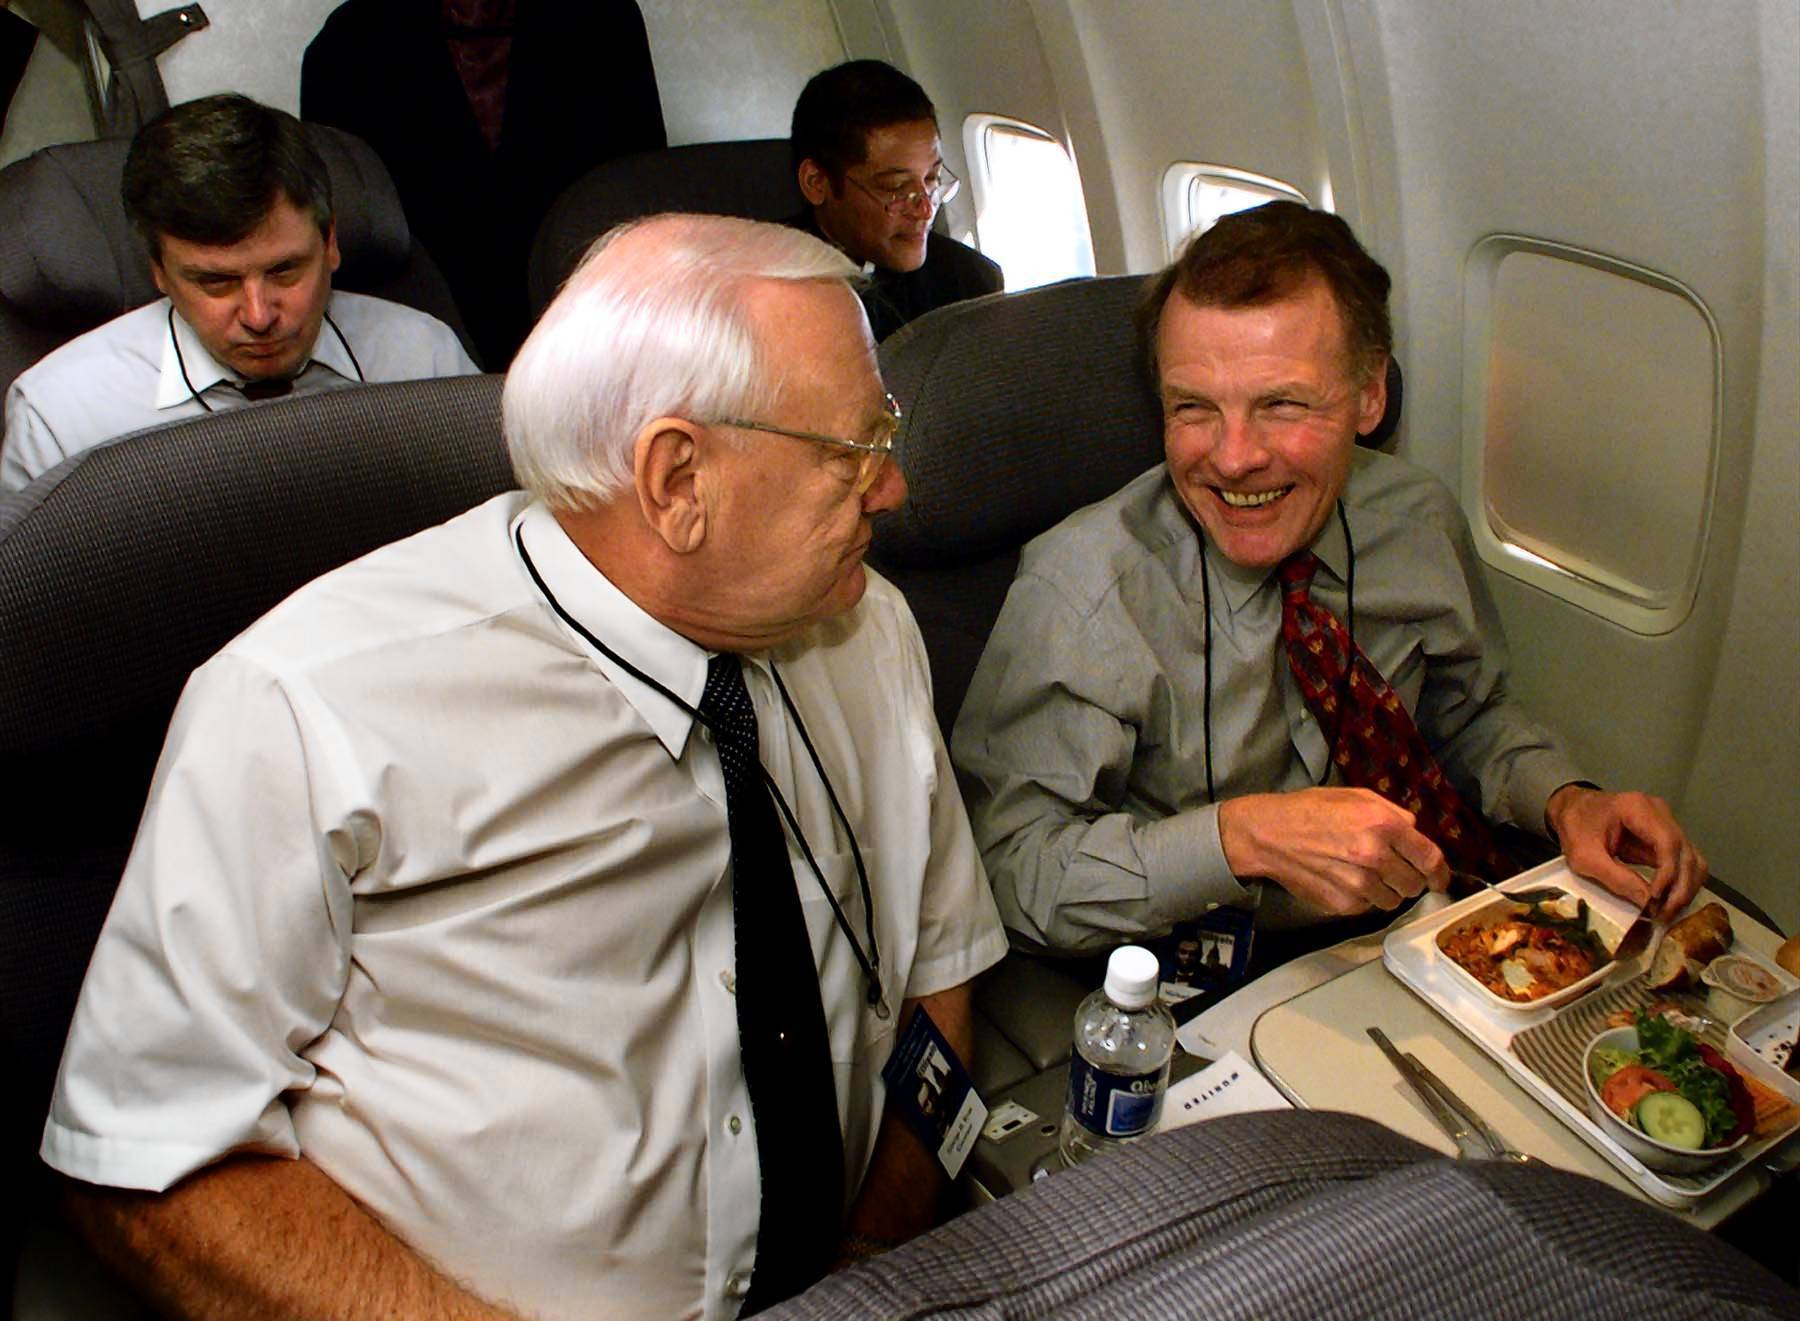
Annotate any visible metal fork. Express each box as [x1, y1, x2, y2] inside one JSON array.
[[1366, 1026, 1538, 1164]]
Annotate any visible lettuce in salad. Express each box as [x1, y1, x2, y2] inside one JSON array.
[[1633, 1009, 1743, 1147]]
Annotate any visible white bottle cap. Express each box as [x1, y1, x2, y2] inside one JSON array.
[[1104, 945, 1160, 1010]]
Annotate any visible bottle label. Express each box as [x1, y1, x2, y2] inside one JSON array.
[[1066, 1054, 1164, 1138]]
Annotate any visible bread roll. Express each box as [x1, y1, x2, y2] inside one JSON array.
[[1777, 933, 1800, 979], [1643, 901, 1733, 991]]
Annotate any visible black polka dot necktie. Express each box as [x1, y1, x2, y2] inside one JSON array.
[[698, 653, 844, 1311]]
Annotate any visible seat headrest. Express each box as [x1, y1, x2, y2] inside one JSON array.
[[872, 275, 1406, 568], [0, 123, 413, 334], [873, 275, 1165, 567], [528, 138, 804, 315]]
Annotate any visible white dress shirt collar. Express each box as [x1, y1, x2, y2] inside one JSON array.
[[510, 500, 716, 761], [153, 295, 358, 411]]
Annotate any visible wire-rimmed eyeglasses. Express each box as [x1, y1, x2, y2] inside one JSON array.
[[846, 165, 961, 217], [715, 393, 902, 495]]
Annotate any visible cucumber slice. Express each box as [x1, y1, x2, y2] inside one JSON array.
[[1634, 1091, 1708, 1149]]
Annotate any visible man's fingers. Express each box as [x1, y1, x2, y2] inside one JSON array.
[[1392, 827, 1449, 893], [1570, 843, 1653, 910], [1652, 841, 1709, 920]]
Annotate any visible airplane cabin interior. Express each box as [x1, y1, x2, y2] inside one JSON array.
[[0, 2, 1795, 1317]]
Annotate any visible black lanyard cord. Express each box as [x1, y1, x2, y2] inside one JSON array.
[[513, 525, 884, 1008], [766, 664, 881, 1001], [1200, 500, 1357, 798]]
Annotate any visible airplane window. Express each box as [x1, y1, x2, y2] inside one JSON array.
[[1463, 237, 1718, 636], [1160, 164, 1308, 258], [960, 114, 1095, 291]]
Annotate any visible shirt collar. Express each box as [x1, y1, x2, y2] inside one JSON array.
[[511, 501, 716, 760], [1202, 500, 1352, 614], [153, 293, 354, 411]]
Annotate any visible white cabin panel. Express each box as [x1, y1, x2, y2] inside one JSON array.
[[1330, 0, 1795, 926]]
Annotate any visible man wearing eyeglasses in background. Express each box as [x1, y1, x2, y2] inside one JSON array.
[[42, 214, 1006, 1320], [790, 59, 1003, 341]]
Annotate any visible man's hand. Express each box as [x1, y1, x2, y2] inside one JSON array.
[[1218, 787, 1450, 915], [836, 985, 973, 1264], [1545, 783, 1707, 920]]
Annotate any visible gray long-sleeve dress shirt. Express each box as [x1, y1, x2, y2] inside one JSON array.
[[952, 451, 1588, 953]]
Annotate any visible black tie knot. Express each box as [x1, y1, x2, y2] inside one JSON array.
[[699, 653, 759, 765], [237, 377, 295, 402]]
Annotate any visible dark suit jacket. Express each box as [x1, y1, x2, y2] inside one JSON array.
[[790, 211, 1004, 343], [302, 0, 666, 369]]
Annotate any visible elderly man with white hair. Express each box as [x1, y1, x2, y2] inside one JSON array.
[[40, 213, 1007, 1321]]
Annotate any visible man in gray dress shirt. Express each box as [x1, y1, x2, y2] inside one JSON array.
[[1, 93, 476, 492], [953, 202, 1707, 960]]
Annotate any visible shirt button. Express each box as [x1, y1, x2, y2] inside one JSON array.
[[725, 1272, 750, 1298], [720, 969, 736, 994], [728, 1114, 742, 1136]]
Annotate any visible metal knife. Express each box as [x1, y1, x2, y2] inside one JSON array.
[[1365, 1025, 1489, 1159]]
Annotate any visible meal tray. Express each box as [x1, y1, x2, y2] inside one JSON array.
[[1382, 860, 1800, 1206], [1509, 982, 1769, 1195]]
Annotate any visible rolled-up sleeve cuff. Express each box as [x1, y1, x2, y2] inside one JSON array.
[[1136, 804, 1258, 928], [905, 925, 1010, 1002], [41, 1116, 298, 1194]]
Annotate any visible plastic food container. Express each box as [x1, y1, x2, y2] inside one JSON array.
[[1433, 889, 1621, 1012], [1700, 953, 1787, 1023], [1727, 988, 1800, 1076]]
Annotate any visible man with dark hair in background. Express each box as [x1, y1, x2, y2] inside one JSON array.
[[955, 201, 1706, 972], [789, 59, 1002, 341], [1, 91, 477, 492]]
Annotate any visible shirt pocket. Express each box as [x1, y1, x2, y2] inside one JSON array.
[[798, 844, 899, 1066]]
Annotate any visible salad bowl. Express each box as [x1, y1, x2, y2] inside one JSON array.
[[1581, 1023, 1751, 1174]]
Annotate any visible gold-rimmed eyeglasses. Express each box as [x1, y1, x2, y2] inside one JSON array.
[[715, 392, 902, 495], [846, 165, 961, 217]]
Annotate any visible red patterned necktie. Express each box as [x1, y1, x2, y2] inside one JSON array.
[[1279, 551, 1512, 881]]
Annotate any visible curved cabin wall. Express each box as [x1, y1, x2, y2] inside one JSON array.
[[1335, 0, 1795, 929]]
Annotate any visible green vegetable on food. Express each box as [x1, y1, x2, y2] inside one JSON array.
[[1631, 1010, 1739, 1147], [1634, 1091, 1708, 1149]]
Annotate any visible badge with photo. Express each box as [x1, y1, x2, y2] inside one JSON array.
[[1155, 905, 1256, 1018]]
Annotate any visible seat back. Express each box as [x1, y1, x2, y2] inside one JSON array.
[[867, 276, 1163, 735], [868, 275, 1404, 737], [527, 139, 803, 317], [0, 122, 478, 422], [0, 373, 513, 1288]]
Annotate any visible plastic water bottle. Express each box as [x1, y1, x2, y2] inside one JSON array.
[[1058, 945, 1177, 1167]]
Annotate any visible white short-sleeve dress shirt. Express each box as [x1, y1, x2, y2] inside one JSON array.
[[1, 290, 479, 491], [42, 494, 1007, 1319]]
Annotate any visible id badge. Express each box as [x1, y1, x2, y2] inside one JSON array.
[[879, 1006, 988, 1180], [1156, 903, 1257, 1014]]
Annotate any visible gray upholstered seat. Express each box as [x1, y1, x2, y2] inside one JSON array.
[[870, 275, 1164, 737], [526, 138, 803, 318], [771, 1109, 1800, 1319], [0, 373, 513, 1310], [0, 120, 479, 431]]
